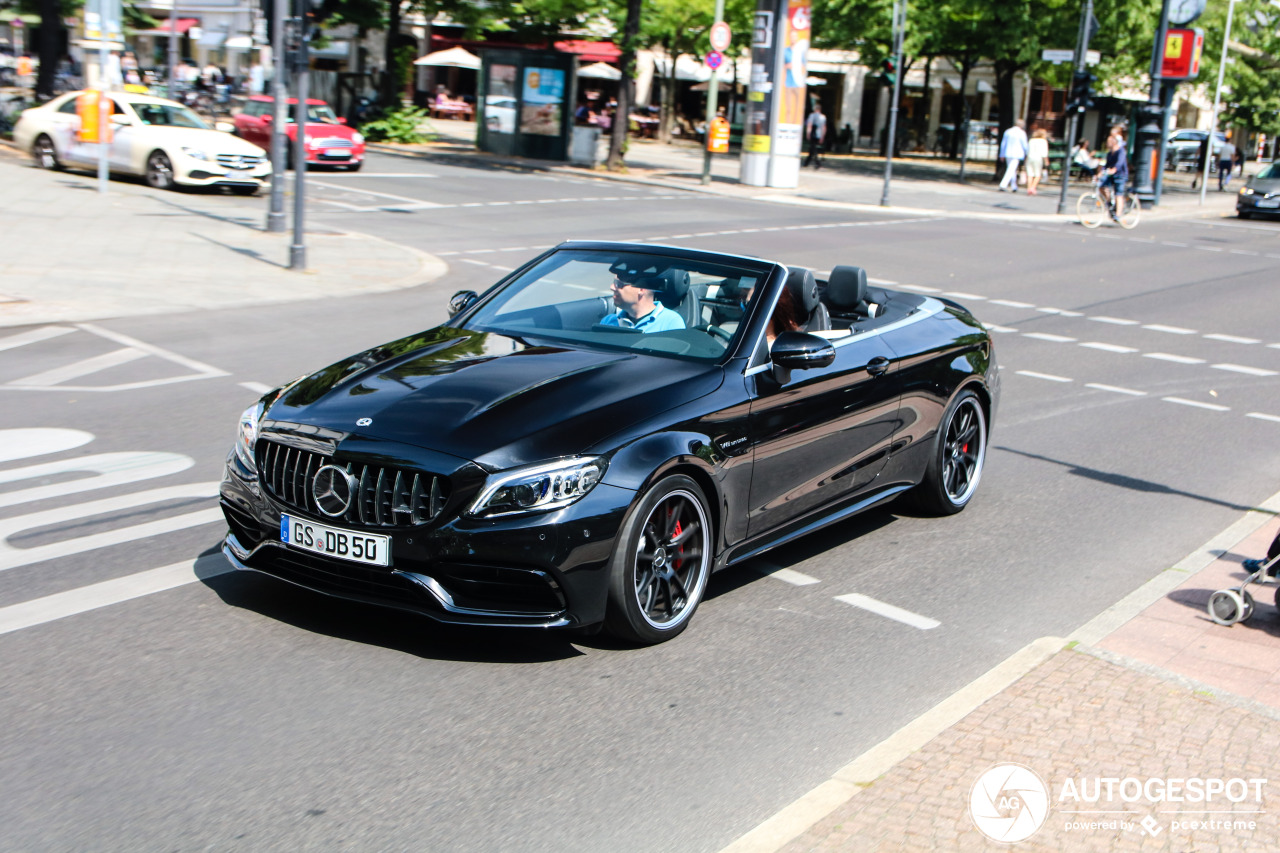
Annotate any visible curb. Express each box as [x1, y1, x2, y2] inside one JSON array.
[[715, 485, 1280, 853]]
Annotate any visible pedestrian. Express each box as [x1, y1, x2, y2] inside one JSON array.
[[1218, 134, 1237, 190], [804, 103, 827, 169], [1191, 135, 1209, 189], [1025, 128, 1049, 195], [1242, 528, 1280, 578], [998, 119, 1029, 192]]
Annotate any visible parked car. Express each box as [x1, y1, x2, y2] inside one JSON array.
[[13, 90, 270, 193], [1236, 162, 1280, 219], [1165, 128, 1226, 171], [232, 95, 365, 170], [220, 242, 1000, 644]]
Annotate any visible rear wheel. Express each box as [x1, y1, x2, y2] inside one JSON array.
[[146, 151, 176, 190], [605, 475, 712, 644], [1077, 192, 1106, 228], [910, 389, 987, 516], [33, 134, 61, 170]]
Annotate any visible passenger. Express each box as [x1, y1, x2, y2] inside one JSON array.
[[742, 284, 803, 347], [601, 273, 686, 332]]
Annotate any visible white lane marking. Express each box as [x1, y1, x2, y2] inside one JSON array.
[[0, 452, 193, 509], [1015, 370, 1072, 382], [7, 347, 147, 387], [1080, 342, 1138, 353], [77, 324, 229, 377], [834, 594, 940, 630], [1204, 334, 1260, 345], [1023, 333, 1076, 343], [0, 428, 94, 463], [985, 325, 1018, 334], [896, 284, 939, 293], [0, 326, 76, 352], [1162, 397, 1230, 412], [316, 172, 438, 179], [1086, 383, 1147, 396], [1144, 352, 1206, 364], [1036, 307, 1083, 317], [1247, 413, 1280, 424], [1089, 316, 1139, 326], [0, 482, 223, 572], [1162, 241, 1190, 247], [868, 278, 897, 285], [491, 265, 515, 272], [0, 557, 232, 636], [942, 291, 985, 300], [989, 299, 1034, 308], [239, 381, 272, 394], [469, 248, 495, 254], [1211, 363, 1279, 377], [1143, 324, 1197, 335], [1197, 246, 1224, 252], [754, 562, 821, 586], [1270, 344, 1280, 350], [307, 180, 444, 206], [1230, 250, 1260, 256], [460, 258, 491, 266]]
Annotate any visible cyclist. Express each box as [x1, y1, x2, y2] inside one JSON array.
[[1098, 129, 1129, 221]]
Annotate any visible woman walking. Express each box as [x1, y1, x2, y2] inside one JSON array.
[[1026, 129, 1049, 196]]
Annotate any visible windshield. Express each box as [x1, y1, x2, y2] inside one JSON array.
[[287, 105, 340, 124], [134, 103, 210, 129], [463, 248, 771, 362], [1255, 163, 1280, 180]]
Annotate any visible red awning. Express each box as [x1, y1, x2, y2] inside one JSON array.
[[155, 17, 200, 35], [554, 39, 621, 64]]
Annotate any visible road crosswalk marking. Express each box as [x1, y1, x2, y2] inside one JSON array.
[[8, 346, 148, 387], [0, 326, 75, 352]]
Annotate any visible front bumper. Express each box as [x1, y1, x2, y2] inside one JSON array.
[[219, 464, 633, 630], [1237, 192, 1280, 215], [177, 157, 272, 188]]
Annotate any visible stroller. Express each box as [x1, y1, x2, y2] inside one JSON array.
[[1207, 552, 1280, 625]]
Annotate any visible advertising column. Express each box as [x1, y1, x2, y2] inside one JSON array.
[[740, 0, 810, 188]]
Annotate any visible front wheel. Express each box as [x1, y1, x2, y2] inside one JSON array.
[[1077, 192, 1106, 228], [33, 134, 61, 170], [605, 475, 713, 644], [1117, 193, 1141, 229], [146, 151, 176, 190], [909, 389, 988, 516]]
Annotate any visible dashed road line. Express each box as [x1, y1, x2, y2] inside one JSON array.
[[1079, 342, 1137, 353], [1088, 316, 1139, 326], [1204, 334, 1260, 345], [1162, 397, 1230, 412], [1085, 383, 1146, 396], [834, 594, 940, 630], [1036, 307, 1083, 317], [1023, 333, 1076, 343], [238, 381, 272, 394], [1015, 370, 1072, 382], [754, 562, 822, 586], [1143, 352, 1205, 364], [1141, 324, 1197, 335], [1248, 413, 1280, 424], [985, 325, 1018, 333], [989, 299, 1034, 308], [1210, 363, 1279, 377]]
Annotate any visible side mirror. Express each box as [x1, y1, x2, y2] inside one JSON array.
[[448, 290, 479, 317], [769, 331, 835, 384]]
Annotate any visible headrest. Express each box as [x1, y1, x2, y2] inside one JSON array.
[[785, 267, 820, 314], [610, 257, 664, 284], [827, 265, 869, 311], [638, 269, 690, 306]]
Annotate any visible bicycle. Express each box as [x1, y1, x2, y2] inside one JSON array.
[[1077, 176, 1141, 229]]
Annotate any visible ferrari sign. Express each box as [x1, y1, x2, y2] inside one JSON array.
[[1161, 28, 1204, 80]]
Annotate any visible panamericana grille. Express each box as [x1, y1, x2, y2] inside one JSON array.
[[257, 438, 448, 527], [217, 154, 265, 170]]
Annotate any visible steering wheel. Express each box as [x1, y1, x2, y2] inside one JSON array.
[[704, 324, 732, 342]]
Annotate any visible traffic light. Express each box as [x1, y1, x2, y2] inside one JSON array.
[[880, 58, 897, 87], [261, 0, 276, 45], [1066, 70, 1094, 113]]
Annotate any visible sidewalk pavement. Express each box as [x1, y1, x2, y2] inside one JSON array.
[[4, 121, 1278, 851]]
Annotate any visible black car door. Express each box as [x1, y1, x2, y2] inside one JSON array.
[[745, 334, 901, 538]]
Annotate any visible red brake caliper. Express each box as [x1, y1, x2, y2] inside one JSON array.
[[673, 519, 683, 567]]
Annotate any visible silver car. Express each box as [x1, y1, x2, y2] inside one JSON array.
[[1236, 162, 1280, 219]]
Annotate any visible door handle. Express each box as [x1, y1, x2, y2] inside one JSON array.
[[866, 356, 891, 376]]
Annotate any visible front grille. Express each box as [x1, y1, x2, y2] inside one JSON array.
[[217, 154, 265, 170], [257, 438, 448, 528], [314, 137, 353, 148]]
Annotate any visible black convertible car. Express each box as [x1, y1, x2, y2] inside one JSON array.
[[220, 242, 999, 644]]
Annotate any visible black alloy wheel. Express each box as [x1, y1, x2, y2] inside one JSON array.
[[146, 151, 175, 190], [33, 135, 60, 170], [606, 474, 712, 644], [911, 389, 987, 515]]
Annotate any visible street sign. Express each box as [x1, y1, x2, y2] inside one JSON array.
[[710, 21, 732, 53], [1161, 27, 1204, 80], [1041, 49, 1074, 63], [706, 50, 723, 70]]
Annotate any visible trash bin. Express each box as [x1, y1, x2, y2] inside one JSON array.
[[570, 126, 602, 167]]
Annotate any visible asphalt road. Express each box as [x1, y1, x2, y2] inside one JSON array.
[[2, 152, 1279, 852]]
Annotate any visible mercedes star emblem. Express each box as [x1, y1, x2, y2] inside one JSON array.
[[312, 464, 358, 517], [356, 418, 373, 427]]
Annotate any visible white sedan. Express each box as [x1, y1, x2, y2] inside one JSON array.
[[14, 90, 272, 194]]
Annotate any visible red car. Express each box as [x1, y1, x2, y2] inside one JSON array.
[[233, 95, 365, 170]]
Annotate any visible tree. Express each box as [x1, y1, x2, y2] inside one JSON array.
[[607, 0, 641, 169]]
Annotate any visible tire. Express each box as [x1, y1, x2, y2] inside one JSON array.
[[33, 134, 61, 170], [1208, 589, 1247, 626], [1238, 211, 1252, 220], [1077, 192, 1106, 229], [1117, 193, 1141, 229], [146, 151, 176, 190], [910, 389, 988, 516], [230, 185, 259, 196], [347, 161, 363, 172], [604, 474, 713, 644]]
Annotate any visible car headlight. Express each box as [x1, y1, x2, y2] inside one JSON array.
[[352, 132, 365, 145], [467, 457, 606, 518], [1239, 187, 1255, 195], [181, 147, 210, 161], [232, 400, 266, 475], [304, 135, 314, 146]]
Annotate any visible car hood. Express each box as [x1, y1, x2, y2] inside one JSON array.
[[286, 122, 357, 139], [267, 326, 724, 469], [156, 127, 267, 156], [1247, 177, 1280, 193]]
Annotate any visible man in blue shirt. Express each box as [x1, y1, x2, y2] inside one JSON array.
[[1100, 129, 1129, 219], [601, 273, 686, 332]]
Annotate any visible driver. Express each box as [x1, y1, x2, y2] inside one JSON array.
[[601, 272, 685, 332]]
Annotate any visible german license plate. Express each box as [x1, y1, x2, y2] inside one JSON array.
[[1256, 198, 1279, 208], [324, 149, 352, 158], [280, 513, 390, 566]]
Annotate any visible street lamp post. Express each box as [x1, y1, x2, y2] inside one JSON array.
[[1057, 0, 1095, 216], [700, 0, 727, 186], [880, 0, 905, 207], [167, 0, 179, 95], [1200, 0, 1236, 204], [1133, 0, 1175, 205]]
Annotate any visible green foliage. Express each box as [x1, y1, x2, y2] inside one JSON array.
[[359, 105, 433, 143]]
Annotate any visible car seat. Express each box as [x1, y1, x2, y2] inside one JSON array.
[[826, 265, 875, 321], [650, 269, 700, 329], [785, 267, 831, 332]]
